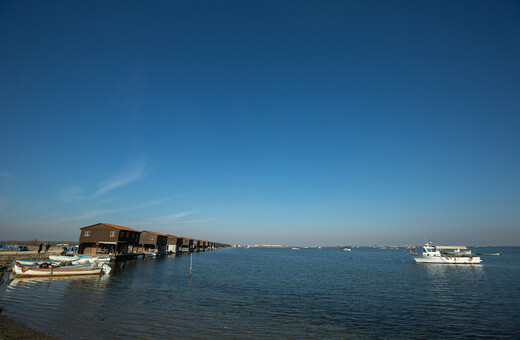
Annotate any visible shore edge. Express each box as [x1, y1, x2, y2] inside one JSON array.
[[0, 315, 59, 339]]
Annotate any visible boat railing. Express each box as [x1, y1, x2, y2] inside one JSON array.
[[405, 245, 417, 254]]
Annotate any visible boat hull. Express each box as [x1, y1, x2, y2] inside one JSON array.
[[49, 255, 113, 263], [48, 255, 79, 261], [441, 256, 481, 264], [13, 262, 103, 277], [411, 254, 444, 263], [411, 254, 481, 264], [15, 259, 80, 266], [76, 255, 113, 263]]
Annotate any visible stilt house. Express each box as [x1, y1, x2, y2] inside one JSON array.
[[78, 223, 140, 255]]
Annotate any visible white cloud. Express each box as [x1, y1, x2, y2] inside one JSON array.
[[95, 157, 146, 196]]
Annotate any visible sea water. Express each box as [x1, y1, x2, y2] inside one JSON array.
[[0, 247, 519, 339]]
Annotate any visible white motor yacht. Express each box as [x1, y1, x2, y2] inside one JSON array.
[[409, 243, 481, 264]]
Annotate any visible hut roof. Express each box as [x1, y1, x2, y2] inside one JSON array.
[[81, 223, 140, 233], [142, 230, 167, 237]]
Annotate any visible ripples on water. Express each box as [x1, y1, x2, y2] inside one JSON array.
[[1, 247, 519, 339]]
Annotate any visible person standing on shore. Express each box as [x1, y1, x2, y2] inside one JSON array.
[[38, 243, 43, 254], [44, 243, 50, 252]]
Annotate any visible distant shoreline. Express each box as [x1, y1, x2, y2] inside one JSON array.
[[0, 247, 65, 269]]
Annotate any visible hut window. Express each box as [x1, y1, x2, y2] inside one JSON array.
[[110, 231, 116, 237], [84, 231, 91, 236], [151, 236, 155, 240]]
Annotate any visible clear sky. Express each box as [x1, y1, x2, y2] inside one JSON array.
[[1, 1, 519, 246]]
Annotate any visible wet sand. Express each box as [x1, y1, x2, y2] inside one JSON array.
[[0, 315, 59, 339], [0, 248, 66, 338]]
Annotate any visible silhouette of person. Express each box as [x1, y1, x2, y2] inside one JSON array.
[[45, 243, 50, 252], [38, 243, 43, 254]]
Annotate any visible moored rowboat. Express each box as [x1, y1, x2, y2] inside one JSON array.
[[49, 254, 113, 263], [13, 262, 109, 277], [48, 255, 79, 261], [76, 254, 113, 263], [15, 259, 80, 266]]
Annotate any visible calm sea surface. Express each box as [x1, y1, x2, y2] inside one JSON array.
[[1, 247, 519, 339]]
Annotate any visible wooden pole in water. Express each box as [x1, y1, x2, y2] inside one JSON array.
[[189, 253, 192, 277]]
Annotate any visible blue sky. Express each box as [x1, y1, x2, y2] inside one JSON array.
[[1, 1, 519, 246]]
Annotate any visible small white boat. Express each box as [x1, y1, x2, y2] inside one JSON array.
[[13, 262, 110, 277], [475, 252, 502, 256], [291, 247, 300, 250], [15, 259, 80, 266], [49, 254, 113, 264], [409, 243, 481, 264], [48, 255, 79, 262], [341, 246, 352, 251], [76, 254, 113, 263], [441, 249, 472, 256]]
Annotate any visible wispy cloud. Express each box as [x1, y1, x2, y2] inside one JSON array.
[[59, 186, 84, 203], [0, 196, 6, 211], [174, 218, 218, 224], [0, 171, 12, 182], [306, 203, 331, 208], [95, 157, 146, 196], [155, 211, 218, 225], [54, 199, 166, 223], [157, 211, 198, 222]]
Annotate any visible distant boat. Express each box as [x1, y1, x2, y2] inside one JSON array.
[[13, 262, 110, 277], [341, 246, 352, 251], [291, 247, 300, 250], [408, 243, 481, 264], [475, 252, 502, 256]]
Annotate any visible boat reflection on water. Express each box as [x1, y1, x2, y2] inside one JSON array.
[[7, 270, 112, 289], [422, 261, 484, 278]]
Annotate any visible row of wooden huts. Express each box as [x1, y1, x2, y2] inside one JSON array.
[[78, 223, 229, 256]]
